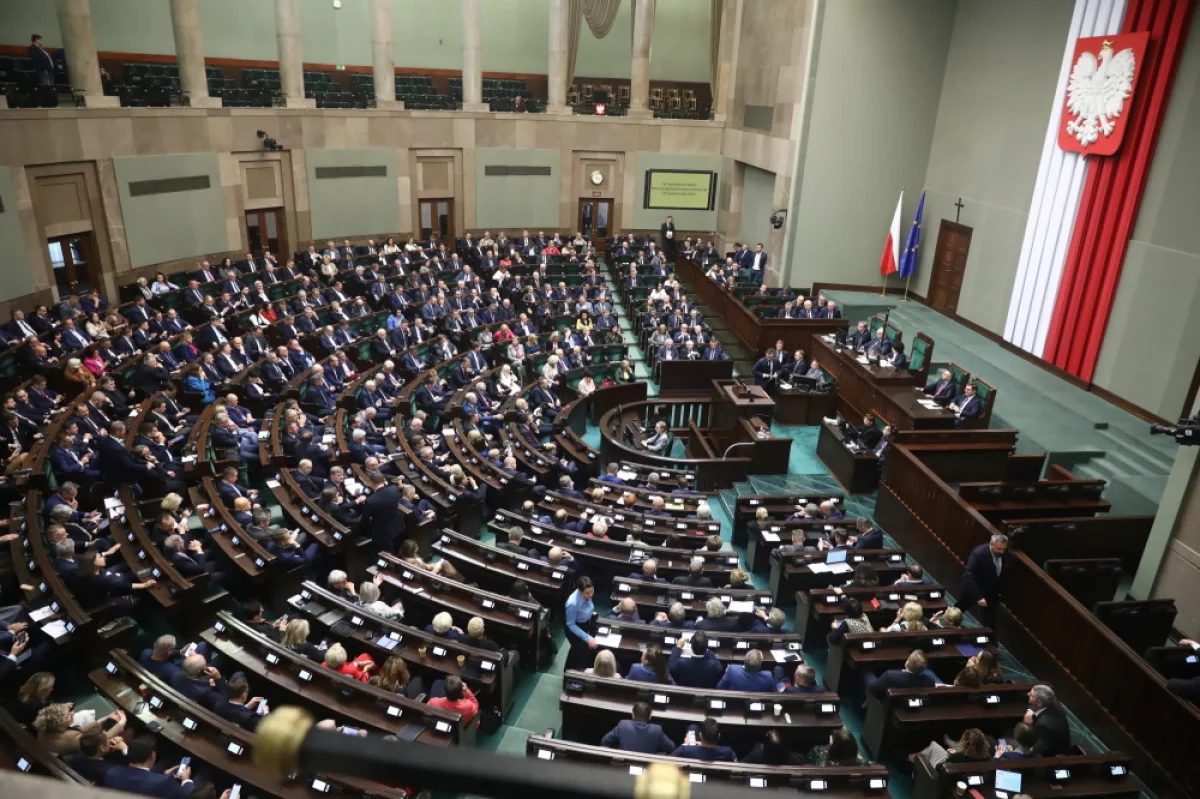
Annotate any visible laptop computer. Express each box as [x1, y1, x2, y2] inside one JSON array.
[[995, 770, 1022, 794], [826, 549, 848, 565]]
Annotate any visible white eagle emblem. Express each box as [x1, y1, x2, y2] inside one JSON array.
[[1065, 41, 1137, 148]]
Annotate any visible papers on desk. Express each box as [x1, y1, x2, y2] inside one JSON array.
[[916, 399, 944, 410], [761, 531, 781, 543], [808, 562, 853, 575], [617, 470, 638, 481], [771, 649, 801, 664], [181, 454, 197, 464], [258, 430, 271, 440], [594, 632, 623, 648], [344, 480, 364, 497], [265, 479, 281, 489], [856, 355, 870, 365], [878, 360, 894, 369], [728, 600, 756, 614], [42, 619, 72, 639], [72, 709, 96, 728], [29, 605, 55, 623]]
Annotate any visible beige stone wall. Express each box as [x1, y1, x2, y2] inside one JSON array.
[[0, 108, 725, 308]]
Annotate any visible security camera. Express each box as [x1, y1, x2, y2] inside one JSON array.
[[770, 210, 787, 230]]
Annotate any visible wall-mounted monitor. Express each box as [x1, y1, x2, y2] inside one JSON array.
[[644, 169, 717, 211]]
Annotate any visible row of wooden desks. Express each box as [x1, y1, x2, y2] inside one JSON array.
[[812, 338, 956, 430]]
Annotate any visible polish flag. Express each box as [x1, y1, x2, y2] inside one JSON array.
[[879, 190, 902, 276]]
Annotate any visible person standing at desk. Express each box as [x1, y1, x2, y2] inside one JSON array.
[[958, 533, 1008, 628], [660, 216, 677, 259], [565, 576, 597, 669]]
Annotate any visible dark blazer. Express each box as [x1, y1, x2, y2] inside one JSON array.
[[958, 543, 1004, 608], [669, 743, 736, 762], [671, 573, 714, 589], [601, 719, 675, 754], [1031, 704, 1072, 757], [695, 615, 741, 634], [361, 484, 405, 552], [213, 698, 261, 731], [854, 527, 885, 551], [867, 668, 935, 701], [169, 672, 227, 710], [667, 647, 722, 689], [924, 378, 956, 401], [103, 766, 196, 798]]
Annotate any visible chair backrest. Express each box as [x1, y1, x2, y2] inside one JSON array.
[[1096, 599, 1177, 655], [973, 376, 997, 425], [909, 333, 933, 383], [869, 315, 902, 343], [945, 362, 971, 393]]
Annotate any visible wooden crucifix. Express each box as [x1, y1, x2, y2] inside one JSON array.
[[954, 197, 965, 223]]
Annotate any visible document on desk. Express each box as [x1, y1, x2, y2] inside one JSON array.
[[594, 632, 623, 648], [42, 619, 71, 639], [771, 649, 801, 664], [808, 563, 830, 574], [761, 531, 781, 542], [826, 562, 853, 574], [856, 356, 870, 365], [917, 399, 943, 410], [728, 600, 755, 614], [29, 605, 55, 623]]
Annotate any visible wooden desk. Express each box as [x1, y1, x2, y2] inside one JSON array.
[[711, 379, 775, 429], [812, 338, 956, 430], [817, 421, 881, 494], [825, 628, 995, 695], [775, 386, 837, 425], [793, 585, 949, 649], [1003, 515, 1154, 573], [657, 359, 734, 394], [864, 683, 1032, 759], [913, 752, 1142, 799], [597, 618, 806, 668], [768, 549, 907, 606], [614, 576, 773, 621], [559, 670, 842, 753]]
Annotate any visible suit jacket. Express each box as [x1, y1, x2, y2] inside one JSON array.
[[103, 766, 195, 798], [362, 485, 405, 551], [717, 665, 776, 692], [925, 378, 956, 401], [953, 394, 982, 419], [959, 542, 1004, 607], [1031, 704, 1072, 756], [671, 573, 714, 589], [668, 648, 722, 688], [169, 672, 227, 710], [601, 719, 676, 754], [867, 668, 935, 700], [854, 527, 884, 551]]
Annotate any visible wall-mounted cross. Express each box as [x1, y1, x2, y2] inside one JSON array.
[[954, 197, 965, 224]]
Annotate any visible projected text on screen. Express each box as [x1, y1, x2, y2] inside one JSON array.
[[644, 169, 716, 211]]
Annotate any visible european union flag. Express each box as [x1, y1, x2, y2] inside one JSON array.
[[898, 191, 925, 279]]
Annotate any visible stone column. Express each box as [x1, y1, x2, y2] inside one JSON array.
[[370, 0, 403, 110], [55, 0, 119, 108], [169, 0, 220, 107], [628, 0, 656, 118], [275, 0, 314, 108], [546, 0, 571, 114], [461, 0, 487, 111], [711, 0, 742, 122]]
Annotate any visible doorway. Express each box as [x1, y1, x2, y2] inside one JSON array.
[[46, 234, 101, 296], [578, 198, 614, 254], [419, 198, 455, 244], [928, 220, 972, 315], [245, 207, 288, 259]]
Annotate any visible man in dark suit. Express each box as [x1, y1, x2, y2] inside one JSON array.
[[752, 348, 780, 388], [671, 558, 714, 588], [1026, 685, 1072, 756], [924, 369, 957, 401], [169, 654, 228, 710], [601, 702, 675, 754], [212, 676, 265, 732], [102, 736, 196, 798], [958, 533, 1008, 628], [360, 471, 405, 553], [660, 216, 677, 259], [851, 516, 884, 550], [29, 34, 55, 86], [866, 649, 936, 701], [667, 632, 722, 688], [950, 382, 982, 427]]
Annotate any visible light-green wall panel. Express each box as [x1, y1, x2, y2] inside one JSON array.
[[913, 0, 1073, 320], [482, 0, 548, 75], [575, 1, 632, 79], [649, 0, 711, 82], [305, 149, 400, 240], [474, 149, 561, 230], [0, 168, 34, 303], [632, 152, 722, 231], [113, 153, 228, 269], [785, 0, 955, 287], [739, 165, 774, 250]]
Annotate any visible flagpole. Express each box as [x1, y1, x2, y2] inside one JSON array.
[[903, 274, 912, 302]]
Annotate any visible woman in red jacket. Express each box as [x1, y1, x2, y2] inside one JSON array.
[[323, 643, 376, 682]]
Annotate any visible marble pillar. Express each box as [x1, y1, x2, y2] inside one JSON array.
[[628, 0, 656, 118], [461, 0, 487, 111], [370, 0, 403, 110], [55, 0, 119, 108], [170, 0, 220, 108], [275, 0, 314, 108], [546, 0, 571, 114], [711, 0, 742, 122]]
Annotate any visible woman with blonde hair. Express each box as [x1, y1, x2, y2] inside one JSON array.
[[370, 655, 424, 698], [15, 672, 56, 725], [541, 355, 561, 384], [726, 568, 751, 589], [324, 642, 375, 682], [884, 602, 927, 632], [34, 703, 126, 756], [587, 649, 620, 678], [497, 363, 521, 396], [282, 618, 327, 662]]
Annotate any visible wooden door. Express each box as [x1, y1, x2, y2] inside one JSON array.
[[578, 198, 613, 254], [245, 207, 288, 260], [419, 198, 455, 245], [928, 220, 972, 314], [47, 233, 101, 296]]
